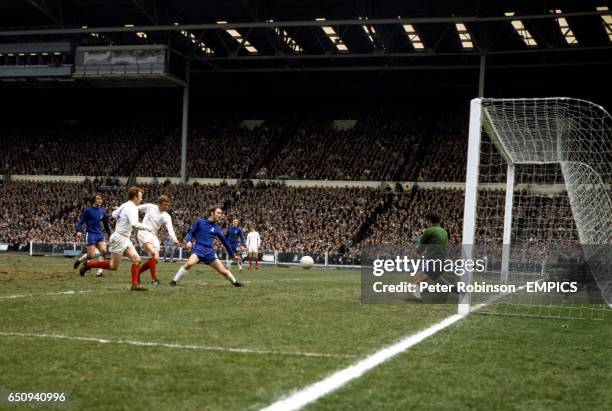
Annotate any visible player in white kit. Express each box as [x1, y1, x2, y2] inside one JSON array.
[[246, 227, 261, 270], [79, 186, 153, 291], [137, 195, 179, 285]]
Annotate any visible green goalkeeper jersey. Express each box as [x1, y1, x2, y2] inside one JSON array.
[[419, 223, 448, 258]]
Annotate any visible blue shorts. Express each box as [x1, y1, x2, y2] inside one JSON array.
[[86, 232, 106, 246], [194, 247, 219, 265], [229, 244, 240, 255]]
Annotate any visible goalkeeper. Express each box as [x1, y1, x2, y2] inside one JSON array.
[[410, 213, 449, 301]]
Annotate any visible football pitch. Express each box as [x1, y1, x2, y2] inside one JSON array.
[[0, 254, 610, 411]]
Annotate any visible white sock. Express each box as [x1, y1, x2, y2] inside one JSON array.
[[173, 267, 189, 283], [79, 253, 88, 261], [411, 284, 422, 300], [93, 248, 101, 257], [238, 260, 242, 270], [226, 257, 231, 270], [226, 272, 237, 284]]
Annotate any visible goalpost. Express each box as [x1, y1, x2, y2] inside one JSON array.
[[460, 97, 612, 319]]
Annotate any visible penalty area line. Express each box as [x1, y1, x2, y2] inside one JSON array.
[[260, 312, 466, 411], [0, 331, 355, 359]]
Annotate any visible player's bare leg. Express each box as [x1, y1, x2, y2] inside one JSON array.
[[209, 259, 243, 287], [139, 242, 160, 285], [170, 253, 199, 286]]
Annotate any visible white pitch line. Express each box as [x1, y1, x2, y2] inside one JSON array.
[[0, 331, 355, 359], [0, 290, 94, 300], [260, 313, 466, 411]]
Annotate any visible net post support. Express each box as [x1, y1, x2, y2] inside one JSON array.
[[500, 163, 515, 284]]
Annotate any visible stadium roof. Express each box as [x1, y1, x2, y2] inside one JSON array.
[[0, 0, 610, 83]]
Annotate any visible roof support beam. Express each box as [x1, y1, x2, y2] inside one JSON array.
[[1, 11, 608, 36], [192, 44, 612, 61], [191, 60, 612, 73]]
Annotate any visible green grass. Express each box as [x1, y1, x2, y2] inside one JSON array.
[[0, 254, 610, 410]]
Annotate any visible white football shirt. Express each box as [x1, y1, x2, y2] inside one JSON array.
[[138, 203, 177, 241], [111, 200, 152, 237], [246, 231, 261, 248]]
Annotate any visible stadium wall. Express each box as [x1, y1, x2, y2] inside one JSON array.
[[10, 175, 573, 193]]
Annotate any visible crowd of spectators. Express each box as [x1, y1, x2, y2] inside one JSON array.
[[1, 113, 466, 181], [0, 123, 155, 176], [2, 112, 610, 186], [408, 112, 468, 182], [0, 181, 94, 245], [132, 121, 285, 178], [355, 188, 465, 253], [0, 180, 580, 261], [0, 181, 387, 256], [266, 115, 423, 181]]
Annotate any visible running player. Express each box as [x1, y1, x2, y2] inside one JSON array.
[[73, 193, 111, 277], [225, 218, 245, 272], [246, 226, 261, 270], [170, 206, 243, 287], [79, 186, 153, 291], [137, 195, 180, 285]]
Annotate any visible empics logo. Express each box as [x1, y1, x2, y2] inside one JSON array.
[[527, 282, 578, 293]]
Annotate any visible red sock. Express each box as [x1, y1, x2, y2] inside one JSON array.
[[131, 264, 140, 286], [249, 256, 252, 268], [86, 260, 111, 269], [255, 256, 259, 268], [149, 258, 158, 281], [139, 259, 150, 274]]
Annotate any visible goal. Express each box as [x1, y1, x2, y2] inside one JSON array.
[[460, 97, 612, 320]]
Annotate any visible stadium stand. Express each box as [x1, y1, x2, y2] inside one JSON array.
[[1, 112, 471, 181], [0, 178, 578, 256], [0, 180, 388, 255]]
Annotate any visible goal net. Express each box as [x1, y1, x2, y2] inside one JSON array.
[[460, 98, 612, 320]]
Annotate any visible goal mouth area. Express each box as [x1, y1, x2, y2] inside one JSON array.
[[463, 97, 611, 319]]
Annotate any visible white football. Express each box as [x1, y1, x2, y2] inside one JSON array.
[[300, 255, 314, 269]]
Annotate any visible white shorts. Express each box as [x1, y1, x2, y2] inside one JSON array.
[[109, 233, 133, 255], [137, 231, 160, 252], [248, 247, 258, 254]]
